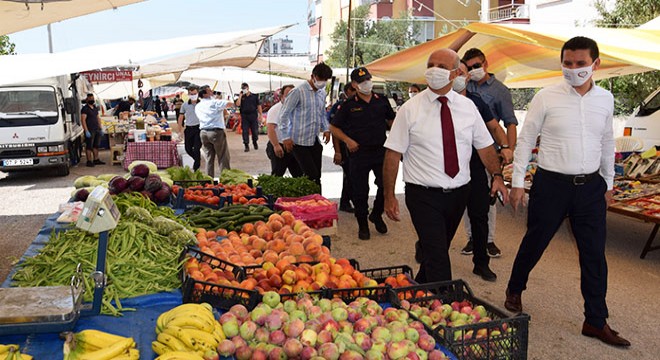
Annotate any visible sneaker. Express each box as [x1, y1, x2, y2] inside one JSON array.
[[461, 240, 473, 255], [253, 142, 259, 150], [487, 242, 502, 258], [86, 161, 95, 167], [244, 145, 250, 152], [93, 159, 105, 165]]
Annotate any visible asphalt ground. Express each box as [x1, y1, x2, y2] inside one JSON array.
[[0, 128, 658, 359]]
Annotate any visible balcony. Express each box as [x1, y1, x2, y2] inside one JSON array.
[[485, 4, 530, 23]]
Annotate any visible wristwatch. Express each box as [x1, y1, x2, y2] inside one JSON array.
[[500, 145, 510, 149]]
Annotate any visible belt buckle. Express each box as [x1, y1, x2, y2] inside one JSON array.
[[573, 175, 586, 185], [442, 188, 453, 193]]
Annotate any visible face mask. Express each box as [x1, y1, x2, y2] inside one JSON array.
[[452, 75, 468, 93], [313, 79, 327, 90], [469, 67, 486, 82], [189, 94, 198, 101], [87, 100, 95, 105], [562, 64, 593, 87], [425, 67, 453, 90], [356, 80, 373, 95], [408, 92, 418, 98]]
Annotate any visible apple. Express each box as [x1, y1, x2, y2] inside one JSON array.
[[283, 299, 297, 314], [347, 308, 362, 323], [365, 349, 385, 360], [331, 307, 348, 322], [282, 269, 297, 285], [316, 329, 333, 344], [415, 348, 429, 360], [409, 304, 423, 319], [339, 350, 364, 360], [419, 315, 433, 327], [322, 319, 340, 333], [268, 346, 287, 360], [262, 291, 281, 308], [229, 304, 249, 321], [366, 301, 383, 316], [430, 299, 442, 311], [318, 298, 332, 312], [290, 309, 307, 322], [399, 299, 411, 310], [305, 318, 322, 333], [300, 328, 318, 347], [220, 312, 238, 325], [269, 329, 286, 346], [251, 304, 272, 324], [474, 305, 487, 319], [202, 350, 219, 360], [217, 339, 235, 357], [354, 331, 373, 351], [306, 305, 323, 320], [231, 335, 248, 350], [418, 334, 436, 352], [338, 320, 353, 335], [284, 318, 305, 338], [371, 326, 391, 343], [353, 318, 371, 333], [222, 320, 240, 338], [296, 296, 314, 310], [239, 320, 258, 341], [318, 342, 340, 360], [451, 301, 460, 311], [371, 339, 387, 354], [397, 309, 410, 321], [429, 310, 443, 324], [234, 345, 253, 360], [300, 346, 318, 360], [255, 327, 270, 343], [428, 350, 446, 360], [252, 349, 268, 360], [405, 327, 420, 343], [265, 313, 283, 331], [461, 306, 473, 314], [387, 340, 410, 360], [440, 304, 453, 319], [391, 328, 405, 342]]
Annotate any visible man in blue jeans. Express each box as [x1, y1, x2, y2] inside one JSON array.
[[81, 93, 104, 167]]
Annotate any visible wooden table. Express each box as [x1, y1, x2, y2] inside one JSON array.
[[607, 205, 660, 259]]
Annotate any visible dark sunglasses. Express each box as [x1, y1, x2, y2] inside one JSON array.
[[467, 63, 483, 71]]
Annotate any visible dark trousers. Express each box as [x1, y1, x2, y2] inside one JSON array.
[[241, 114, 260, 145], [184, 125, 202, 171], [266, 142, 303, 177], [507, 168, 609, 328], [406, 183, 470, 283], [466, 151, 490, 268], [175, 108, 181, 121], [339, 143, 353, 208], [292, 140, 323, 188], [349, 148, 385, 220]]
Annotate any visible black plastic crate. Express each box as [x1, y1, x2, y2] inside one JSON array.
[[179, 246, 246, 281], [181, 276, 260, 311], [174, 187, 225, 210], [173, 179, 216, 186], [327, 285, 391, 303], [359, 264, 415, 284], [389, 280, 530, 360], [274, 290, 327, 303]]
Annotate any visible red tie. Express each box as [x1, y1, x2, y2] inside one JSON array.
[[439, 96, 459, 178]]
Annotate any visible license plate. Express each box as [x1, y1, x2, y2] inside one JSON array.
[[3, 158, 34, 166]]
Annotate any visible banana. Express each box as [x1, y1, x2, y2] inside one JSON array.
[[161, 326, 196, 350], [108, 348, 139, 360], [77, 337, 134, 360], [75, 330, 128, 351], [166, 309, 215, 325], [211, 322, 225, 343], [155, 351, 205, 360], [157, 333, 189, 352], [181, 328, 218, 348], [0, 345, 19, 354], [151, 341, 171, 356], [165, 304, 213, 321], [166, 315, 214, 333]]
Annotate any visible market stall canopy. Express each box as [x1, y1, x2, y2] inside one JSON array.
[[0, 0, 145, 35], [94, 79, 152, 100], [0, 24, 293, 86], [147, 67, 307, 95], [366, 22, 660, 88], [136, 25, 294, 78], [246, 56, 314, 79]]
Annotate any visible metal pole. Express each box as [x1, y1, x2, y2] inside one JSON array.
[[47, 24, 53, 53], [317, 18, 322, 64], [345, 0, 353, 83]]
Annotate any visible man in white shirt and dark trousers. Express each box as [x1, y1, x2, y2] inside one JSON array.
[[383, 49, 509, 283], [505, 37, 629, 347], [195, 85, 234, 177], [266, 85, 302, 177]]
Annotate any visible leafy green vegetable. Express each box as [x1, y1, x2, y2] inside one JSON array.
[[220, 168, 255, 185], [256, 174, 320, 200], [165, 166, 213, 185]]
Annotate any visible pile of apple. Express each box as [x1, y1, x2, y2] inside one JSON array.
[[215, 292, 449, 360]]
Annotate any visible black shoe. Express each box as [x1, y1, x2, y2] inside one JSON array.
[[86, 161, 95, 167], [244, 145, 250, 152], [473, 266, 497, 282], [368, 214, 387, 234], [487, 242, 502, 258], [339, 204, 354, 213], [358, 219, 370, 240], [93, 159, 105, 165], [253, 142, 259, 150], [461, 240, 473, 255], [414, 240, 423, 264]]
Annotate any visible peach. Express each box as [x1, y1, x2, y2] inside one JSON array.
[[294, 268, 309, 282], [305, 242, 321, 256], [281, 211, 295, 225], [268, 219, 283, 232], [251, 238, 267, 251], [289, 243, 305, 256], [268, 213, 285, 224], [282, 255, 297, 264], [267, 267, 281, 279], [330, 264, 344, 277], [241, 223, 255, 235], [297, 254, 314, 263], [216, 228, 228, 237], [293, 281, 311, 293], [276, 259, 291, 272], [263, 251, 279, 264]]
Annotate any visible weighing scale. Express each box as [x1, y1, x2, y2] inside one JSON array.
[[0, 186, 121, 335]]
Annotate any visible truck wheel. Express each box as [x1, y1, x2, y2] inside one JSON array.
[[57, 162, 70, 176], [69, 139, 81, 166]]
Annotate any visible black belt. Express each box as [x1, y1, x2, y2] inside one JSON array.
[[538, 168, 599, 185], [186, 124, 199, 128], [405, 182, 468, 193], [201, 128, 224, 131]]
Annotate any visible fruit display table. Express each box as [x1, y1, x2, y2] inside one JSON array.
[[122, 141, 181, 170], [608, 197, 660, 259]]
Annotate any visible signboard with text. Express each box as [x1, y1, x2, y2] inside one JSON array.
[[80, 70, 133, 83]]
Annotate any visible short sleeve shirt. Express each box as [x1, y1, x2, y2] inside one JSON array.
[[81, 104, 100, 131], [466, 91, 494, 125], [466, 74, 518, 126], [239, 93, 260, 115], [331, 93, 395, 148], [180, 102, 200, 126]]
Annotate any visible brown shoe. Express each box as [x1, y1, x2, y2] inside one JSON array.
[[504, 288, 522, 313], [581, 322, 631, 347]]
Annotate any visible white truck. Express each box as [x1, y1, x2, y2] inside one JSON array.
[[623, 87, 660, 151], [0, 75, 87, 176]]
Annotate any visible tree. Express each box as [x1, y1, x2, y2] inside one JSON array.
[[0, 35, 16, 55], [594, 0, 660, 115]]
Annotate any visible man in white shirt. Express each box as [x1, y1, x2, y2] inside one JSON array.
[[195, 85, 234, 177], [505, 36, 629, 347], [383, 48, 508, 283], [266, 84, 302, 177]]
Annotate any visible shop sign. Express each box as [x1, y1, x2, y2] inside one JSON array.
[[80, 70, 133, 83]]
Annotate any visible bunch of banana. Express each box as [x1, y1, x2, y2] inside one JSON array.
[[153, 303, 224, 360], [62, 330, 139, 360], [0, 344, 33, 360]]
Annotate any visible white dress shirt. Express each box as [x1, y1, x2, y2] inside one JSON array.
[[266, 101, 284, 141], [195, 98, 231, 130], [512, 81, 615, 189], [384, 88, 493, 189]]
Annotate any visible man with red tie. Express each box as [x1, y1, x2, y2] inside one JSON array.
[[383, 48, 509, 283]]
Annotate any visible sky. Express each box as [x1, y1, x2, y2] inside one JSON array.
[[7, 0, 310, 54]]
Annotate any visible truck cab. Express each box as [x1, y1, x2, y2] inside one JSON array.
[[0, 76, 84, 176], [624, 87, 660, 150]]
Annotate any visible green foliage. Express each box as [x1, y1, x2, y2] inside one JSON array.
[[593, 0, 660, 115], [325, 5, 421, 68], [510, 88, 539, 111], [0, 35, 16, 55]]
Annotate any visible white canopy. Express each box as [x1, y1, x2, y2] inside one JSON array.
[[0, 0, 145, 36]]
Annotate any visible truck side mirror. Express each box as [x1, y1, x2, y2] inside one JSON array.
[[64, 97, 76, 114]]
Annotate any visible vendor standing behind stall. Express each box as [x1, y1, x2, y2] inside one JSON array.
[[81, 93, 104, 167], [178, 85, 202, 171], [195, 85, 234, 177]]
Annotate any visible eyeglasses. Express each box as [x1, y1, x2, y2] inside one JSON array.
[[467, 63, 483, 71]]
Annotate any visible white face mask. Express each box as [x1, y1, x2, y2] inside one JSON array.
[[356, 80, 373, 95], [469, 67, 486, 82], [452, 75, 468, 93], [425, 67, 453, 90], [408, 92, 418, 98], [562, 64, 594, 87], [313, 77, 327, 90], [189, 94, 198, 101]]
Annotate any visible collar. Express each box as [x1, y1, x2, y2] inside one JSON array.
[[423, 87, 457, 103], [558, 79, 598, 96], [484, 73, 496, 85]]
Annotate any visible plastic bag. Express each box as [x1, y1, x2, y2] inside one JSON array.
[[274, 194, 338, 229]]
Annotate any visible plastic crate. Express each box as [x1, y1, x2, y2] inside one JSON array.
[[173, 179, 216, 186], [327, 285, 391, 303], [181, 276, 260, 311], [389, 280, 530, 360], [180, 246, 245, 281], [359, 264, 415, 284], [174, 187, 225, 210]]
